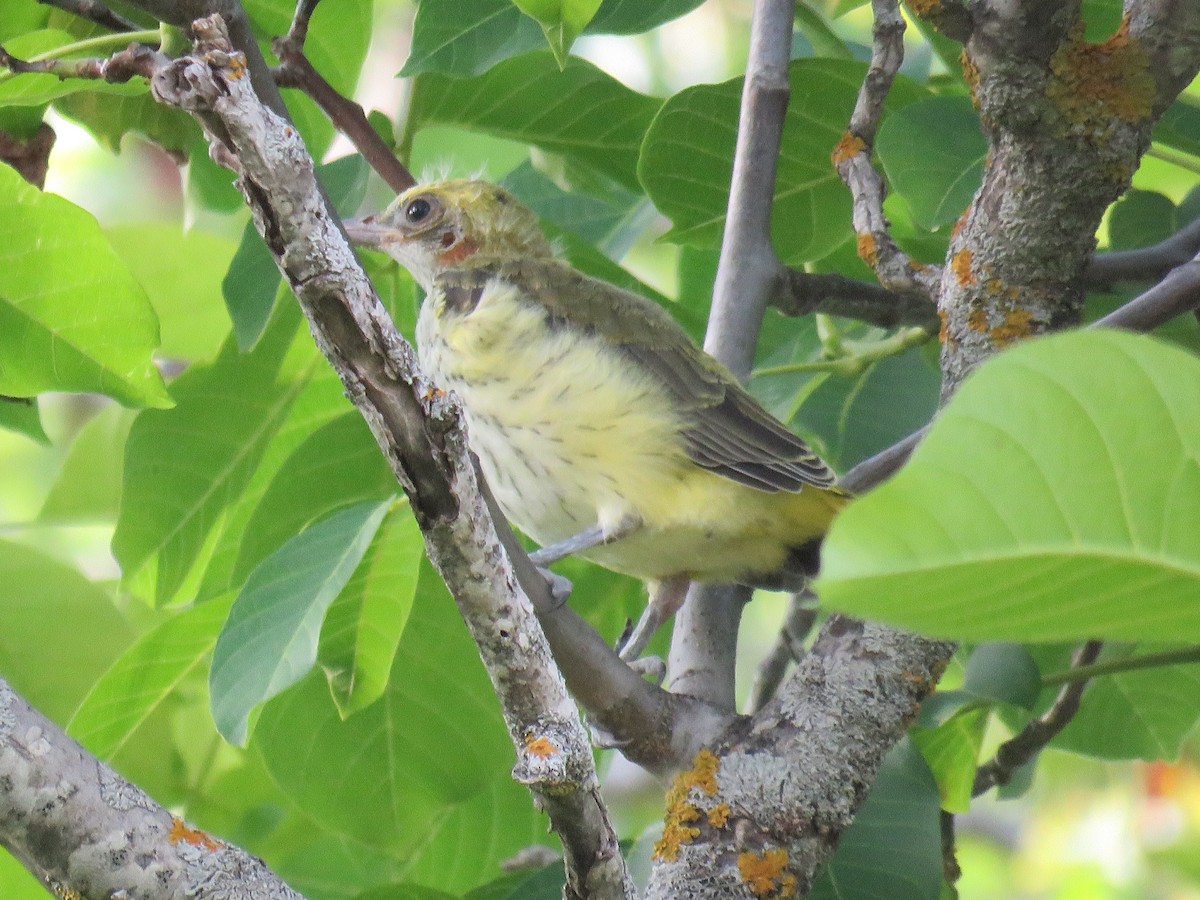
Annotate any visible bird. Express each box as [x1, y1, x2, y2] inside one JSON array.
[[345, 179, 850, 660]]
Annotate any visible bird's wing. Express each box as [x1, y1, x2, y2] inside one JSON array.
[[471, 259, 838, 493]]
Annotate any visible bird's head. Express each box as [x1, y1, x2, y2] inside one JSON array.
[[344, 179, 553, 288]]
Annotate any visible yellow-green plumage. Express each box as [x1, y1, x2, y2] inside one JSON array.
[[348, 179, 849, 588]]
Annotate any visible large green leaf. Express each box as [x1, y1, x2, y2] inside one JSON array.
[[0, 164, 169, 407], [254, 560, 545, 880], [69, 593, 235, 759], [876, 94, 985, 231], [210, 500, 391, 745], [39, 404, 134, 522], [112, 314, 313, 605], [400, 0, 705, 77], [0, 395, 45, 443], [640, 59, 926, 264], [408, 52, 661, 192], [819, 330, 1200, 642], [809, 738, 943, 899], [232, 412, 396, 586], [106, 224, 235, 362], [53, 90, 200, 154], [512, 0, 603, 65], [401, 0, 544, 78], [911, 708, 987, 814], [317, 507, 423, 718], [1010, 644, 1200, 761], [0, 540, 134, 724]]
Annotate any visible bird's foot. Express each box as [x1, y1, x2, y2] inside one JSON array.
[[536, 567, 573, 609]]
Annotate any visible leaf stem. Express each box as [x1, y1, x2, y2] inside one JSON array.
[[1041, 645, 1200, 685], [0, 29, 160, 84], [1146, 144, 1200, 177], [754, 325, 930, 377]]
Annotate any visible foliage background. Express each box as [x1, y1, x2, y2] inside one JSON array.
[[1, 0, 1199, 897]]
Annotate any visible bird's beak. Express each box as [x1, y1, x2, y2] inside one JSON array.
[[342, 215, 394, 250]]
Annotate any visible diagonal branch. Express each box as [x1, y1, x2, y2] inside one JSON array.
[[0, 677, 303, 898], [145, 18, 634, 898], [1086, 217, 1200, 287], [771, 267, 939, 329]]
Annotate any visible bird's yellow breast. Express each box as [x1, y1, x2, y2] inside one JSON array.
[[416, 278, 843, 584]]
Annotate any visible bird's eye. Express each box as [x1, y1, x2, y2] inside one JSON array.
[[405, 198, 433, 224]]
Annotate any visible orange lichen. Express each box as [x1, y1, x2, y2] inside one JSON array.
[[960, 51, 980, 106], [708, 803, 730, 828], [1046, 19, 1155, 134], [907, 259, 931, 273], [989, 308, 1035, 346], [831, 132, 865, 166], [950, 248, 976, 287], [967, 307, 990, 334], [226, 53, 247, 80], [653, 750, 721, 861], [856, 232, 878, 267], [525, 735, 557, 758], [937, 308, 950, 345], [167, 817, 222, 851], [904, 0, 941, 18], [738, 847, 796, 897], [951, 210, 970, 238]]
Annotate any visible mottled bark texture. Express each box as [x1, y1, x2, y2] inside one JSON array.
[[0, 678, 303, 899], [930, 1, 1200, 394]]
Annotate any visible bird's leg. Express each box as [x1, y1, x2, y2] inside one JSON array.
[[528, 515, 642, 567], [617, 574, 691, 662]]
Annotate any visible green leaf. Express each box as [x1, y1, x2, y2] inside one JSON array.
[[961, 643, 1041, 710], [819, 330, 1200, 643], [0, 29, 143, 106], [210, 500, 391, 745], [40, 404, 134, 522], [0, 540, 134, 724], [68, 593, 235, 759], [0, 395, 45, 443], [401, 0, 544, 78], [1107, 189, 1177, 250], [586, 0, 705, 34], [106, 224, 236, 362], [463, 864, 563, 899], [1015, 644, 1200, 761], [232, 412, 397, 591], [53, 89, 200, 154], [809, 738, 943, 899], [112, 316, 313, 605], [0, 164, 170, 407], [254, 560, 547, 881], [1153, 97, 1200, 159], [911, 708, 986, 813], [409, 52, 660, 192], [877, 95, 986, 231], [512, 0, 603, 65], [319, 508, 424, 717], [640, 59, 926, 263]]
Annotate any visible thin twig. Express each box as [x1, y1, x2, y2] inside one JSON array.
[[1040, 644, 1200, 685], [972, 640, 1104, 797], [37, 0, 140, 31], [832, 0, 940, 301], [0, 39, 163, 83], [771, 267, 939, 329], [285, 0, 322, 48], [272, 37, 414, 192], [748, 591, 818, 713], [941, 810, 962, 891]]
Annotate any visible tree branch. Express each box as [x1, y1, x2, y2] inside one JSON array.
[[1086, 217, 1200, 286], [0, 677, 303, 898], [833, 0, 941, 301], [272, 15, 415, 192], [972, 641, 1103, 796], [144, 18, 632, 897], [771, 267, 939, 330], [667, 0, 796, 714]]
